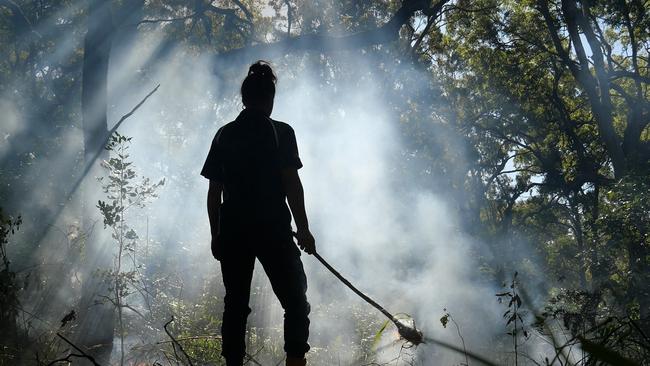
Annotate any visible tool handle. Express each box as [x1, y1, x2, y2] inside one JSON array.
[[312, 252, 396, 323]]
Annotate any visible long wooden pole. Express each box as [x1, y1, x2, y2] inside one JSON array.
[[310, 251, 424, 345]]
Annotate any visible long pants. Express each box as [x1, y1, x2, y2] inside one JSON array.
[[219, 236, 310, 364]]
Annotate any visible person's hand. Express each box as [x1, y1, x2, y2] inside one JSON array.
[[211, 235, 223, 260], [294, 229, 316, 255]]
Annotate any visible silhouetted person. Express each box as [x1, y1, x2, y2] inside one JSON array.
[[201, 61, 315, 366]]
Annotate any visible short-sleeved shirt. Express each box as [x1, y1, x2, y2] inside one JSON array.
[[201, 108, 302, 238]]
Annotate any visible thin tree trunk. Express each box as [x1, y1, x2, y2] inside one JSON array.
[[538, 0, 627, 178], [76, 0, 115, 363], [81, 1, 112, 165]]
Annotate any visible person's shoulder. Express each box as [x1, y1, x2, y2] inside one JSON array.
[[270, 119, 295, 135], [221, 120, 238, 130], [213, 120, 237, 143]]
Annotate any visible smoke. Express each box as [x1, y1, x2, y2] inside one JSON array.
[[108, 36, 515, 363], [271, 60, 508, 364], [4, 18, 556, 365], [0, 99, 24, 161]]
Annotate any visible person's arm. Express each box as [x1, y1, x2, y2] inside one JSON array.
[[207, 180, 223, 258], [282, 168, 316, 254]]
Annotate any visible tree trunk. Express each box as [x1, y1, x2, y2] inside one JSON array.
[[539, 0, 628, 178], [111, 0, 144, 64], [627, 239, 650, 333], [560, 0, 626, 178], [81, 1, 112, 163], [75, 0, 115, 363]]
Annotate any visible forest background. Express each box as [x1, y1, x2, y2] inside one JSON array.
[[0, 0, 649, 365]]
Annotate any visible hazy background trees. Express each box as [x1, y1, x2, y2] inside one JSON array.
[[0, 0, 648, 365]]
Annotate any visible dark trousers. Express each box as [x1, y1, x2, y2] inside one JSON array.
[[219, 236, 310, 363]]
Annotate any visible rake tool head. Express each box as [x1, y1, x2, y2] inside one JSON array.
[[395, 320, 425, 345]]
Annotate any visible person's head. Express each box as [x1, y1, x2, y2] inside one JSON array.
[[241, 60, 276, 116]]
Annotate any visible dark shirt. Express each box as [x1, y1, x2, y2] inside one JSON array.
[[201, 109, 302, 238]]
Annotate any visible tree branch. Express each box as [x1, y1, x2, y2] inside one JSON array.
[[47, 353, 95, 366], [138, 13, 198, 25], [164, 317, 194, 366], [539, 0, 626, 177], [31, 84, 160, 276], [137, 3, 251, 28], [156, 335, 222, 344], [109, 84, 160, 136], [536, 0, 581, 79], [230, 0, 253, 23], [54, 333, 101, 366], [609, 70, 650, 85], [411, 15, 434, 55], [214, 0, 449, 63], [206, 4, 251, 25], [284, 0, 293, 38], [0, 0, 41, 38]]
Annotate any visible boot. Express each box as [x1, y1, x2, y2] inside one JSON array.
[[286, 355, 306, 366]]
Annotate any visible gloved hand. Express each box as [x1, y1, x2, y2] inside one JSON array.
[[294, 229, 316, 255]]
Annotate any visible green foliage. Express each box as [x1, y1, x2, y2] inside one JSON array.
[[96, 132, 164, 365], [97, 133, 165, 230], [578, 336, 639, 366], [372, 319, 390, 350], [440, 309, 469, 366], [421, 1, 650, 362], [497, 272, 530, 365], [163, 278, 224, 364], [0, 0, 648, 364]]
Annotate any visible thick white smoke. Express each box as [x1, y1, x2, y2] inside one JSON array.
[[105, 30, 517, 363], [275, 64, 507, 365], [4, 20, 556, 363]]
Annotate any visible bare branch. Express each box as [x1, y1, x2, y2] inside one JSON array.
[[164, 317, 194, 366], [411, 15, 434, 55], [609, 70, 650, 84], [47, 353, 95, 366], [156, 335, 222, 344], [138, 13, 198, 25], [137, 3, 251, 29], [109, 84, 160, 136], [54, 333, 101, 366]]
